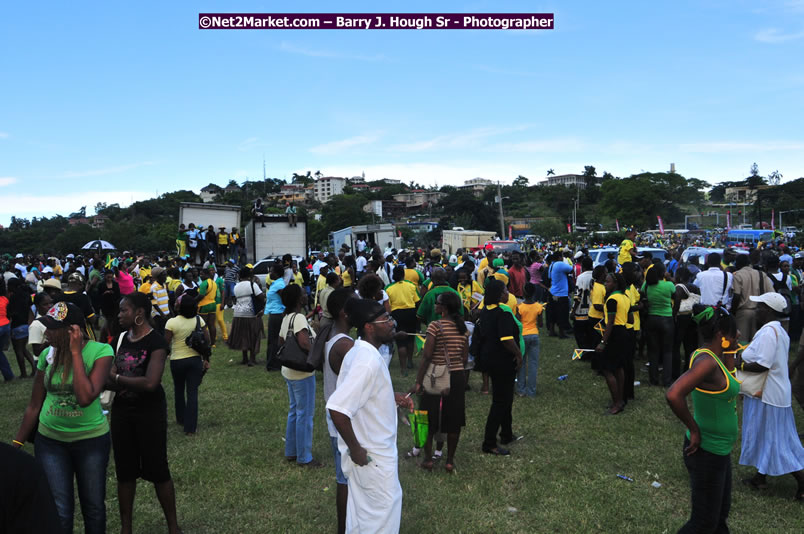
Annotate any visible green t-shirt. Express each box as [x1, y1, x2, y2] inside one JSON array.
[[215, 277, 225, 306], [644, 280, 675, 317], [36, 341, 113, 442], [416, 285, 464, 325]]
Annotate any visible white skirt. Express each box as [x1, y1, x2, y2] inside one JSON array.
[[739, 396, 804, 476]]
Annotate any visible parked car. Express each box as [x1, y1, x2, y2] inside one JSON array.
[[251, 256, 306, 288], [482, 240, 523, 254], [681, 247, 749, 266]]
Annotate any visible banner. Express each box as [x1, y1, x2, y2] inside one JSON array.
[[566, 223, 572, 233], [771, 209, 775, 230], [615, 219, 620, 232], [508, 225, 513, 240], [726, 211, 731, 230], [657, 215, 665, 235]]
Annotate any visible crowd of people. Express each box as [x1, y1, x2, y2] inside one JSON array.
[[1, 226, 803, 532]]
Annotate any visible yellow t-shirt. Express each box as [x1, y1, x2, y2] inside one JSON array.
[[604, 293, 630, 326], [139, 266, 152, 281], [292, 271, 304, 287], [404, 268, 423, 286], [166, 316, 206, 360], [385, 280, 420, 311], [478, 257, 489, 271], [518, 302, 544, 336], [625, 285, 641, 331], [166, 277, 182, 292], [457, 281, 484, 311], [138, 281, 152, 295], [342, 270, 353, 287], [618, 239, 635, 265], [490, 270, 509, 286], [229, 233, 240, 245], [588, 282, 606, 320], [217, 232, 228, 245]]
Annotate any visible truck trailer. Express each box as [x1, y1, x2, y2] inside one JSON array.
[[244, 214, 307, 263], [330, 224, 398, 253], [441, 229, 496, 256]]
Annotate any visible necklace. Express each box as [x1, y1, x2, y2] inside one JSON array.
[[128, 328, 154, 343]]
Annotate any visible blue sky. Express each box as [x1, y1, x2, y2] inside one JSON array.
[[2, 1, 803, 226]]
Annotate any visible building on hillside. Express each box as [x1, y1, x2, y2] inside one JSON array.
[[200, 183, 222, 203], [381, 178, 402, 185], [724, 185, 770, 203], [314, 176, 346, 203], [91, 214, 108, 229], [362, 200, 406, 219], [459, 177, 494, 196], [392, 190, 445, 208], [537, 174, 588, 188], [224, 182, 242, 194], [68, 216, 90, 226], [348, 175, 365, 184]]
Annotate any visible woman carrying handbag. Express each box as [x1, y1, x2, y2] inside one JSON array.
[[411, 291, 468, 473]]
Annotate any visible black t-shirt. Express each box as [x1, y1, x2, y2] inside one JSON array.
[[97, 281, 121, 319], [61, 291, 96, 320], [475, 306, 519, 373], [7, 287, 32, 328], [0, 443, 61, 533], [113, 330, 169, 411]]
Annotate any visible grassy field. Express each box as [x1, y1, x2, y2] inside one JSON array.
[[1, 316, 803, 534]]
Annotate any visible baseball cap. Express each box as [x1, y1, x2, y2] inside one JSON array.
[[492, 258, 505, 267], [66, 253, 75, 259], [15, 253, 23, 259], [40, 302, 86, 330], [66, 272, 84, 284], [574, 251, 583, 259], [749, 292, 788, 313], [43, 278, 62, 290]]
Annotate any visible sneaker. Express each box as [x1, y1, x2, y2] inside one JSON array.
[[404, 447, 421, 459]]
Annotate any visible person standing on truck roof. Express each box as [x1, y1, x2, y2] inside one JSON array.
[[217, 227, 229, 261]]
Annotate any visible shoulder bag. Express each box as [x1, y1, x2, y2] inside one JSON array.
[[186, 317, 212, 360], [250, 280, 266, 315], [677, 284, 700, 314], [423, 321, 452, 396], [736, 324, 776, 398], [101, 332, 127, 411], [276, 313, 315, 372]]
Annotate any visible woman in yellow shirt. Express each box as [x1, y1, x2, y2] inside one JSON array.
[[516, 283, 544, 397], [457, 268, 483, 314], [386, 265, 420, 375], [595, 272, 632, 415]]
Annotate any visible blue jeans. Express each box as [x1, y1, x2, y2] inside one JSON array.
[[285, 375, 315, 464], [35, 432, 111, 534], [0, 324, 13, 381], [516, 334, 540, 396], [170, 356, 203, 433]]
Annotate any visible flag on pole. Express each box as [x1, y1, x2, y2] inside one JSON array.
[[414, 334, 426, 353], [594, 320, 605, 335], [657, 215, 665, 235], [615, 219, 620, 232], [771, 209, 775, 230], [567, 223, 572, 233], [572, 348, 596, 360]]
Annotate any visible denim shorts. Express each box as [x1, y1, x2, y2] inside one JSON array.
[[330, 436, 347, 485], [11, 324, 29, 340]]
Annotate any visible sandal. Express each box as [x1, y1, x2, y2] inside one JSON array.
[[404, 448, 421, 459], [445, 462, 456, 474], [419, 460, 434, 471]]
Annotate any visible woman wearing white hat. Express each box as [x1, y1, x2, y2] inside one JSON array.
[[738, 292, 804, 500]]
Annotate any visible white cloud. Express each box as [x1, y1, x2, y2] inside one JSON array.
[[754, 27, 804, 43], [489, 138, 587, 153], [0, 190, 153, 226], [279, 41, 387, 62], [679, 141, 804, 153], [0, 177, 17, 186], [309, 134, 379, 155], [389, 126, 530, 152], [62, 161, 155, 178]]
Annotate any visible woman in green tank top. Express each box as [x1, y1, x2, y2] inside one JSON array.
[[666, 305, 740, 533]]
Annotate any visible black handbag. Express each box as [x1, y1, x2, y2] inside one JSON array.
[[186, 316, 212, 360], [251, 281, 266, 315], [276, 314, 315, 372]]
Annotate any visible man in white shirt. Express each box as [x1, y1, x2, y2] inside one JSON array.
[[354, 251, 367, 276], [356, 238, 366, 253], [312, 252, 328, 277], [383, 242, 394, 257], [326, 300, 413, 534], [14, 254, 28, 278], [694, 253, 733, 307]]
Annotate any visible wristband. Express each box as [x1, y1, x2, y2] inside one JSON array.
[[12, 440, 24, 447]]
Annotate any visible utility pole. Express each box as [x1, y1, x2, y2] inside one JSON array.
[[497, 182, 506, 239]]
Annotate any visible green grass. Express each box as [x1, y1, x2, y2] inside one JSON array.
[[2, 318, 803, 533]]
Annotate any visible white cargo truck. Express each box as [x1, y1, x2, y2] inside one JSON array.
[[330, 224, 398, 253], [244, 214, 307, 263], [179, 202, 241, 231], [441, 229, 496, 256]]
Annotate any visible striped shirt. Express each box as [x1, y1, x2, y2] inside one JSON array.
[[426, 319, 468, 372], [150, 282, 170, 316]]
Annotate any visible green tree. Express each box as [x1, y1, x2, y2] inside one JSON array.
[[512, 175, 529, 188], [321, 194, 371, 232]]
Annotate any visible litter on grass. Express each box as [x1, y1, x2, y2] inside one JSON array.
[[651, 481, 662, 488], [507, 507, 518, 513], [617, 474, 634, 482]]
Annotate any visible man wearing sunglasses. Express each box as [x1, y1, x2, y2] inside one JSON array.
[[327, 299, 414, 534]]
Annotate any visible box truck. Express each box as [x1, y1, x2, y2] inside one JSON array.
[[244, 214, 307, 263], [441, 229, 496, 256]]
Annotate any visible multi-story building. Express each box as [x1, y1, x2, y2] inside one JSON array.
[[459, 177, 494, 196], [200, 183, 222, 203], [537, 174, 588, 188], [314, 176, 346, 203]]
